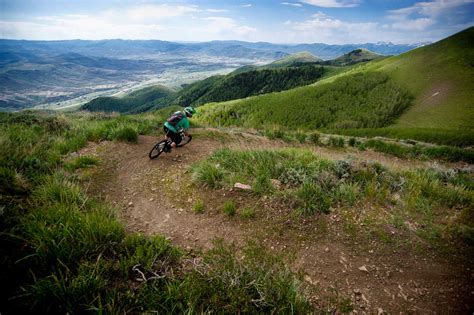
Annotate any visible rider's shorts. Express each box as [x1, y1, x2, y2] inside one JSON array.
[[163, 126, 182, 145]]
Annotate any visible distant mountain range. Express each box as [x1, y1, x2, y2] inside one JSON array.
[[0, 39, 422, 60], [0, 39, 423, 111]]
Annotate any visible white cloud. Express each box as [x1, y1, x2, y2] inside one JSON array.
[[391, 18, 434, 31], [206, 9, 229, 13], [201, 17, 256, 38], [299, 0, 361, 8], [0, 4, 256, 41], [241, 4, 252, 7], [389, 0, 474, 18], [387, 0, 474, 30], [281, 2, 303, 7], [104, 4, 200, 23], [284, 12, 384, 43]]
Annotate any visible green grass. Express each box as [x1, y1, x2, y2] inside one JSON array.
[[334, 27, 474, 130], [191, 147, 473, 250], [1, 112, 311, 313], [364, 139, 474, 163], [82, 85, 175, 113], [222, 200, 237, 216], [196, 72, 412, 130], [193, 199, 205, 213], [325, 127, 474, 147], [64, 155, 100, 171], [241, 207, 256, 219]]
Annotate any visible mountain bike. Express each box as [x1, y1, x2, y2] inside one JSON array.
[[149, 130, 192, 159]]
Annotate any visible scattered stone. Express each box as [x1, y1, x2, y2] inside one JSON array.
[[324, 247, 329, 253], [149, 198, 154, 202], [304, 275, 314, 284], [234, 182, 252, 190], [128, 202, 134, 207], [151, 187, 157, 192], [187, 198, 193, 203], [378, 307, 384, 315], [358, 265, 369, 273], [271, 179, 282, 189]]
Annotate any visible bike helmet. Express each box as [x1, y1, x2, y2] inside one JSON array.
[[184, 106, 196, 117]]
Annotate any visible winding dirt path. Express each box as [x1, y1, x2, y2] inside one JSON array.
[[79, 130, 473, 314]]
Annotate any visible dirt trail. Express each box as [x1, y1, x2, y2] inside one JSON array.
[[80, 130, 473, 314]]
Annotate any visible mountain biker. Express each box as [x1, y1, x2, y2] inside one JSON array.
[[163, 106, 196, 152]]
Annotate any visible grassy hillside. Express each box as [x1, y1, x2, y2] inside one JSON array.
[[265, 51, 322, 68], [196, 72, 411, 129], [369, 27, 474, 130], [82, 85, 174, 113], [328, 48, 383, 66], [0, 111, 309, 313], [195, 27, 473, 144]]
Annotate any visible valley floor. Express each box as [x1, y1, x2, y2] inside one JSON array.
[[79, 129, 473, 313]]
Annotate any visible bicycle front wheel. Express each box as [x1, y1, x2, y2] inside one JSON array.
[[149, 140, 168, 159]]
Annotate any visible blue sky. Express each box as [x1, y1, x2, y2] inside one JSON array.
[[1, 0, 473, 44]]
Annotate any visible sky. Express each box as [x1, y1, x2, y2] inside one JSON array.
[[0, 0, 473, 44]]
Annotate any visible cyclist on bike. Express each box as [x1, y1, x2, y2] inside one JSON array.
[[163, 106, 196, 152]]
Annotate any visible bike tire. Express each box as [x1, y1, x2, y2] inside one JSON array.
[[149, 140, 168, 159], [176, 134, 192, 147]]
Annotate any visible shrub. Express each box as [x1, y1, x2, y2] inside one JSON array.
[[114, 127, 138, 143], [328, 136, 345, 148], [253, 172, 274, 195], [222, 200, 237, 216], [295, 132, 307, 144], [191, 161, 224, 188], [64, 155, 99, 171], [240, 207, 256, 219], [294, 182, 331, 215], [193, 200, 205, 213], [307, 132, 321, 144]]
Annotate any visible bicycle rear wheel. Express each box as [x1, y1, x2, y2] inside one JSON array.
[[176, 134, 192, 147], [149, 140, 168, 159]]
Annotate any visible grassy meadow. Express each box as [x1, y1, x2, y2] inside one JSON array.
[[0, 111, 310, 313], [191, 148, 474, 250]]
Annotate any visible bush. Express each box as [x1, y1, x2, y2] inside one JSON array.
[[193, 200, 205, 213], [191, 161, 224, 188], [294, 182, 331, 215], [240, 207, 256, 219], [64, 155, 99, 171], [328, 136, 345, 148], [114, 127, 138, 143], [307, 132, 320, 144], [222, 200, 237, 216]]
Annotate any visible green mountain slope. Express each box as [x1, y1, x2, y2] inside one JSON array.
[[196, 27, 474, 133], [82, 85, 174, 113], [265, 51, 322, 68], [329, 48, 383, 66], [364, 27, 474, 130], [183, 65, 326, 106]]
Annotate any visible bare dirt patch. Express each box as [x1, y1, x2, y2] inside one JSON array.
[[80, 130, 473, 313]]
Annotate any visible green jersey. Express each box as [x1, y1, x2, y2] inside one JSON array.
[[164, 112, 190, 133]]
